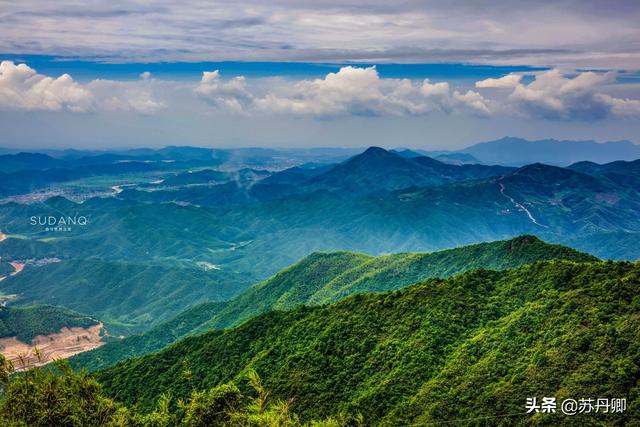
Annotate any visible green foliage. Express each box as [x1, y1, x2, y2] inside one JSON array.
[[180, 384, 243, 426], [0, 359, 123, 426], [72, 236, 596, 372], [0, 358, 356, 427], [0, 262, 13, 277], [198, 235, 596, 333], [0, 260, 249, 335], [0, 304, 97, 343], [70, 302, 226, 372], [96, 260, 639, 425]]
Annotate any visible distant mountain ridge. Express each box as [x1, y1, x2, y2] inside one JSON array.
[[299, 147, 512, 197], [458, 137, 640, 166]]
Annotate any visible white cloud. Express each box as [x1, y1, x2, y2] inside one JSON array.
[[475, 69, 640, 120], [452, 90, 491, 115], [90, 75, 166, 115], [254, 66, 392, 116], [475, 74, 522, 88], [195, 70, 254, 113], [598, 93, 640, 117], [0, 60, 94, 112], [0, 61, 165, 114], [252, 66, 491, 117]]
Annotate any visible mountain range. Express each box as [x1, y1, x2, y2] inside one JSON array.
[[69, 235, 596, 372], [455, 137, 640, 166], [2, 138, 639, 199], [95, 257, 639, 425], [0, 140, 638, 425]]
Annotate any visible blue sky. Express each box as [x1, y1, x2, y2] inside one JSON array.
[[0, 55, 548, 81], [0, 1, 639, 150]]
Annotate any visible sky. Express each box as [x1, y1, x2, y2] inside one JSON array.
[[0, 0, 639, 150]]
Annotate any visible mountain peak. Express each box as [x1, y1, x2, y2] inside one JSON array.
[[361, 146, 394, 157], [341, 146, 408, 169]]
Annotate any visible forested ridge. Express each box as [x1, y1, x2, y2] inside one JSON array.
[[93, 260, 639, 425], [0, 305, 98, 343], [71, 235, 596, 372], [0, 239, 637, 425]]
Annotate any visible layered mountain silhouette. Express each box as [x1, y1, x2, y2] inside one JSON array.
[[457, 137, 640, 166], [300, 146, 512, 196]]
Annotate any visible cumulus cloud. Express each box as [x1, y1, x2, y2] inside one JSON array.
[[90, 74, 166, 115], [475, 74, 522, 88], [240, 66, 490, 117], [254, 66, 408, 116], [452, 90, 491, 115], [0, 61, 164, 114], [195, 70, 254, 113], [0, 60, 94, 112], [475, 69, 639, 120], [598, 94, 640, 117]]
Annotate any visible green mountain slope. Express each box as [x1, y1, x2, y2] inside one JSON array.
[[569, 159, 640, 189], [198, 235, 597, 332], [0, 259, 251, 335], [72, 236, 596, 372], [0, 305, 98, 343], [97, 260, 639, 425], [70, 301, 225, 371]]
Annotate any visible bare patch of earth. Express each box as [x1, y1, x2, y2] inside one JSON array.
[[0, 324, 106, 370]]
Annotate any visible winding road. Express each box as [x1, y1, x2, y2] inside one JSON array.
[[498, 181, 548, 228]]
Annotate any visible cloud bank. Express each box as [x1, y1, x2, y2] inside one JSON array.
[[0, 61, 94, 112], [196, 66, 636, 121], [2, 60, 638, 122], [199, 66, 491, 117], [0, 61, 165, 114], [476, 70, 640, 120], [2, 1, 640, 68]]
